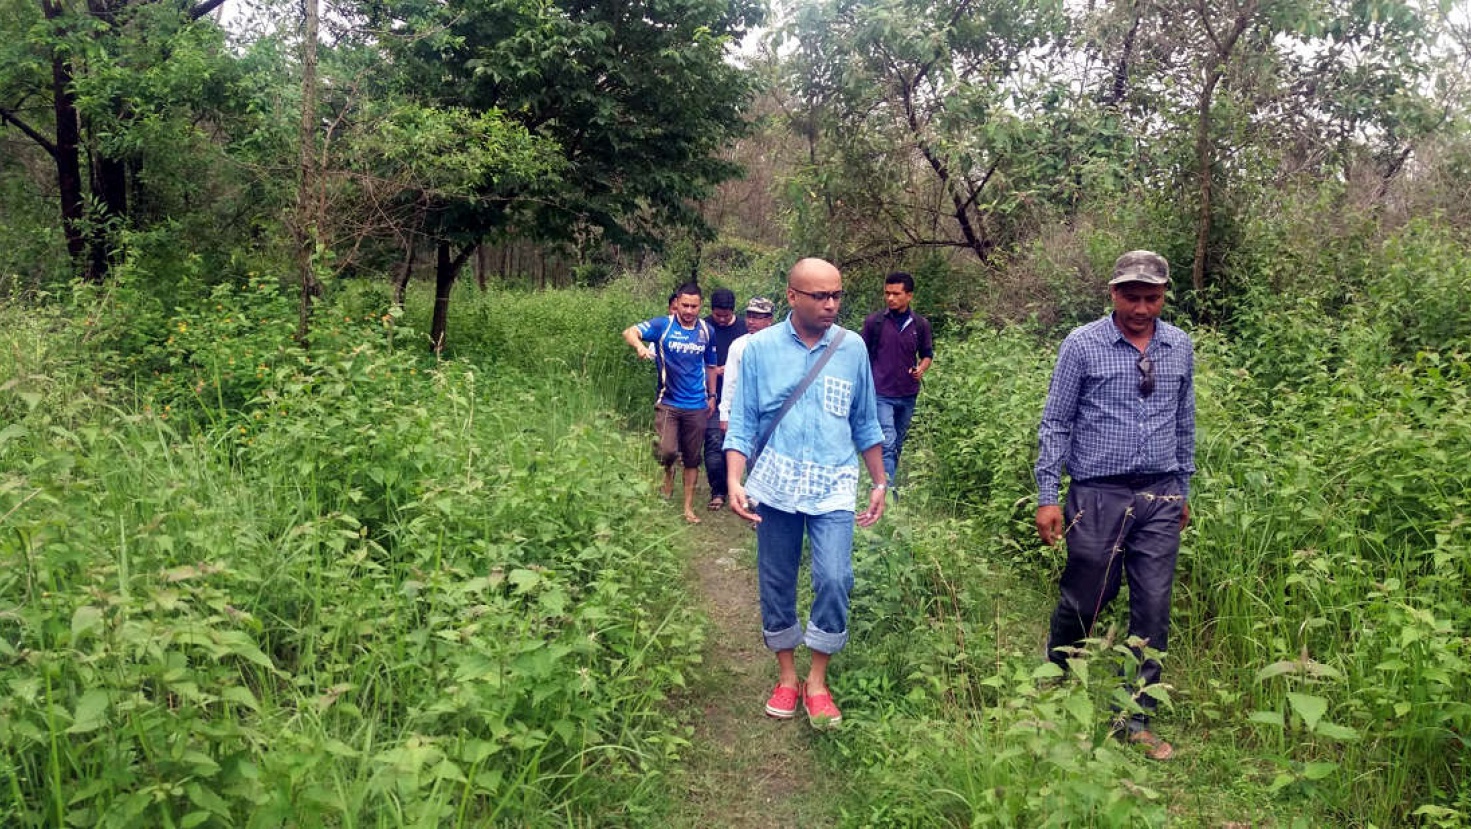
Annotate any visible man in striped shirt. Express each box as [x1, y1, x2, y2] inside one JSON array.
[[1034, 249, 1195, 760]]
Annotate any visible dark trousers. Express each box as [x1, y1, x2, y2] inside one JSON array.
[[1046, 477, 1183, 719], [703, 422, 727, 500]]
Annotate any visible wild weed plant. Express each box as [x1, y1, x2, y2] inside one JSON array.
[[829, 515, 1171, 827], [916, 224, 1471, 825], [0, 276, 703, 826]]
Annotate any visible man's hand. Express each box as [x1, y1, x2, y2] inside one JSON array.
[[1036, 505, 1064, 546], [856, 486, 886, 528], [729, 482, 760, 523], [1180, 502, 1190, 532]]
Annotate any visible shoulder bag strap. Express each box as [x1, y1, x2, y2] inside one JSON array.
[[751, 328, 846, 463]]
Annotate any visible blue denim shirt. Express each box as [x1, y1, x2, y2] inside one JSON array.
[[1035, 314, 1196, 506], [724, 317, 884, 514]]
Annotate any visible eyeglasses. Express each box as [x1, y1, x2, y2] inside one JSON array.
[[790, 288, 845, 302], [1136, 354, 1155, 398]]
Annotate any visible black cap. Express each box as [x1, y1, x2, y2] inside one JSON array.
[[711, 288, 736, 309]]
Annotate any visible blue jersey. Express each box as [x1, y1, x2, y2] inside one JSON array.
[[637, 315, 716, 410]]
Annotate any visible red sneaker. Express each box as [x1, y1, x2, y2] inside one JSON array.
[[803, 689, 842, 729], [764, 683, 801, 719]]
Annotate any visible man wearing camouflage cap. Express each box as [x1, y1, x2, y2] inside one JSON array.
[[1033, 250, 1196, 760], [716, 296, 776, 430]]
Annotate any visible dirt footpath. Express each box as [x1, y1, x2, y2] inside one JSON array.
[[669, 508, 836, 828]]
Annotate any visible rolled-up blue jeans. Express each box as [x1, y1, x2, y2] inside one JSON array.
[[875, 394, 918, 483], [755, 504, 855, 655]]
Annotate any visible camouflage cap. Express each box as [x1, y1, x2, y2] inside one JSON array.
[[745, 296, 776, 315], [1108, 250, 1170, 285]]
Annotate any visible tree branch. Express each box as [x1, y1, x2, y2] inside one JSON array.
[[0, 107, 58, 158], [189, 0, 227, 20]]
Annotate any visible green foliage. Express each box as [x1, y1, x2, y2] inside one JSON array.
[[916, 325, 1052, 521], [377, 0, 766, 252], [920, 218, 1471, 823], [772, 0, 1084, 264], [0, 282, 702, 826], [830, 516, 1170, 827]]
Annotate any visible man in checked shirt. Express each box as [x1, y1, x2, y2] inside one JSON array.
[[1034, 249, 1195, 761]]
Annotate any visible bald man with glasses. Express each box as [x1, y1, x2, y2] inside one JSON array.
[[1033, 249, 1196, 761]]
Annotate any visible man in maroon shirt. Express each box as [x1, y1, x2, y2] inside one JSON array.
[[860, 272, 934, 494]]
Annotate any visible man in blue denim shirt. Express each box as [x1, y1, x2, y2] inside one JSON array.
[[725, 258, 887, 730], [1034, 249, 1195, 760]]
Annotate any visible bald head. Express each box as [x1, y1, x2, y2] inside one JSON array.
[[786, 257, 843, 340], [788, 257, 840, 291]]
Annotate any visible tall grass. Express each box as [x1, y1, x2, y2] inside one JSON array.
[[913, 222, 1471, 825], [0, 273, 702, 826]]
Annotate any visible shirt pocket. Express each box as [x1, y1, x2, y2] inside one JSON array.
[[821, 376, 854, 418], [1153, 361, 1187, 397], [1099, 360, 1140, 395]]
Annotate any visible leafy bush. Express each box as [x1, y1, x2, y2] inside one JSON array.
[[833, 515, 1170, 827], [923, 258, 1471, 823], [0, 282, 703, 826]]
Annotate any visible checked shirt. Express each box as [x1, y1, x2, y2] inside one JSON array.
[[1034, 314, 1196, 506]]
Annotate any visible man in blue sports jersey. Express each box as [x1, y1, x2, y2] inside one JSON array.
[[624, 282, 718, 524]]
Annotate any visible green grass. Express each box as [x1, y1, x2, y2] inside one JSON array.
[[0, 275, 704, 826], [905, 278, 1471, 823], [4, 230, 1471, 827]]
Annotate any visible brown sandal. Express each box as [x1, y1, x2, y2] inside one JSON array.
[[1127, 728, 1174, 761]]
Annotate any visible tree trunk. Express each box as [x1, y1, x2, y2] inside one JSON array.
[[1190, 68, 1220, 296], [1189, 0, 1259, 297], [89, 151, 128, 280], [293, 0, 322, 346], [393, 238, 415, 306], [42, 0, 88, 277], [430, 241, 475, 354], [1103, 2, 1141, 108]]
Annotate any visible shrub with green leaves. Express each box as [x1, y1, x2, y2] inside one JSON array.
[[0, 282, 703, 826], [920, 224, 1471, 824]]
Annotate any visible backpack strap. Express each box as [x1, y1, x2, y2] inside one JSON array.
[[654, 314, 676, 406]]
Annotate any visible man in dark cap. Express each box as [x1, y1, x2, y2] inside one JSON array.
[[1034, 249, 1195, 761], [702, 287, 747, 510]]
